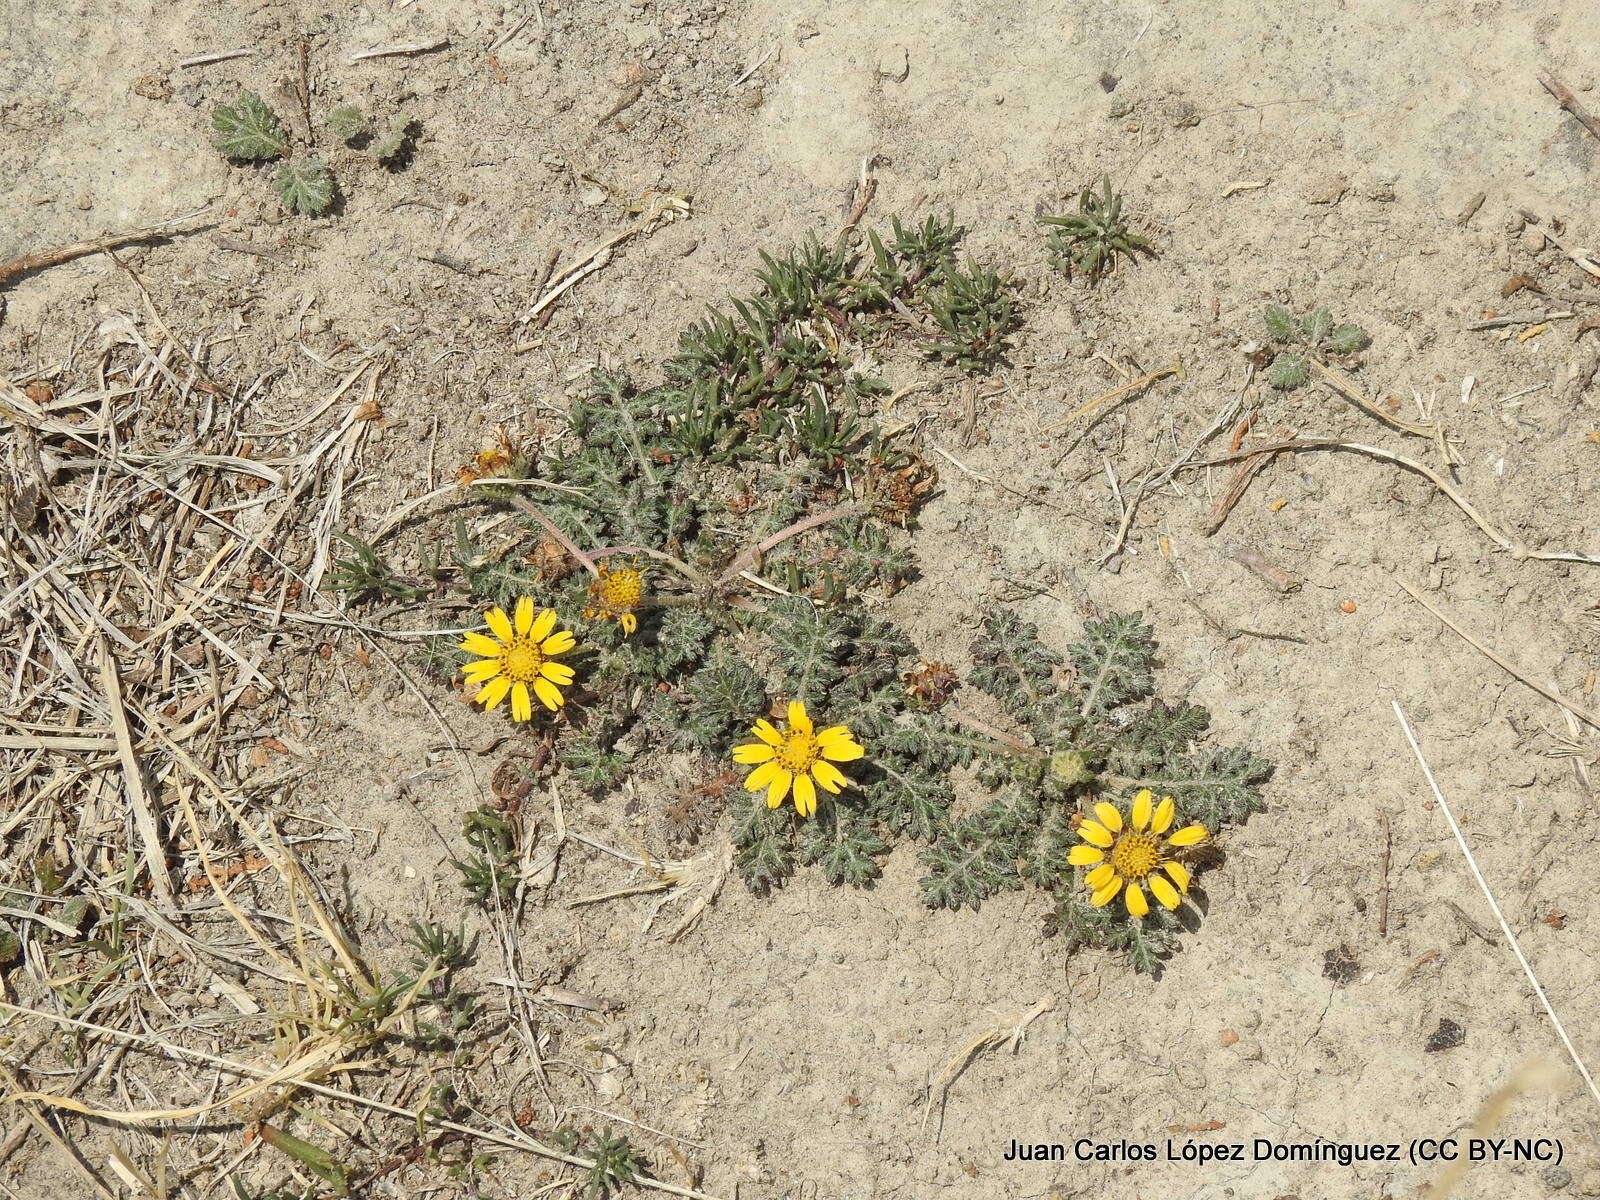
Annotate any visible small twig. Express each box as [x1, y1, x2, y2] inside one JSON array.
[[716, 503, 861, 583], [1537, 69, 1600, 144], [1204, 427, 1293, 534], [1466, 311, 1574, 331], [1227, 544, 1301, 593], [510, 497, 601, 578], [348, 37, 450, 63], [1392, 703, 1600, 1117], [0, 210, 213, 288], [942, 706, 1038, 755], [1377, 809, 1391, 937], [1036, 359, 1182, 435], [1185, 438, 1600, 567], [176, 48, 253, 68], [1396, 579, 1600, 732]]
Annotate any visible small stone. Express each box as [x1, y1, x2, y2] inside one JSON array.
[[76, 193, 93, 211], [738, 86, 764, 109], [1543, 1166, 1572, 1191], [1524, 226, 1549, 253], [1219, 1028, 1239, 1047], [1416, 848, 1443, 871]]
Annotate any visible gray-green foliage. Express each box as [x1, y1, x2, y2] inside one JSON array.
[[750, 606, 1268, 973], [326, 104, 369, 143], [207, 89, 418, 215], [1039, 175, 1153, 283], [213, 91, 287, 160], [271, 159, 335, 215], [1260, 302, 1370, 389]]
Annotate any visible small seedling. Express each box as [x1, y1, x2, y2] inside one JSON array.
[[372, 115, 417, 166], [206, 88, 419, 216], [212, 92, 287, 160], [272, 159, 335, 216], [583, 1129, 644, 1199], [925, 259, 1018, 371], [1039, 175, 1153, 283], [1259, 303, 1370, 388], [325, 104, 369, 143], [324, 533, 429, 602]]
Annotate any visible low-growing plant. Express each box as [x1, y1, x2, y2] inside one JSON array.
[[1039, 175, 1153, 283], [205, 88, 420, 216], [582, 1128, 644, 1199], [1259, 302, 1370, 389]]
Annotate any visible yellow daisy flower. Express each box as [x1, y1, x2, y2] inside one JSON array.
[[731, 700, 864, 818], [585, 559, 645, 636], [1067, 789, 1208, 918], [458, 598, 577, 720]]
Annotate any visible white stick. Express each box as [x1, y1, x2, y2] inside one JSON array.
[[1392, 701, 1600, 1114]]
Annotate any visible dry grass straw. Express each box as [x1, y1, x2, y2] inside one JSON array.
[[919, 996, 1053, 1134], [1393, 704, 1600, 1116], [0, 312, 539, 1193]]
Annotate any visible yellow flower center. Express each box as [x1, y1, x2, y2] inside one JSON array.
[[499, 639, 545, 682], [775, 731, 821, 773], [598, 569, 643, 610], [1110, 832, 1161, 880]]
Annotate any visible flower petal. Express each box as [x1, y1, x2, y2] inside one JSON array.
[[811, 760, 848, 793], [787, 700, 812, 734], [793, 773, 817, 818], [1151, 796, 1176, 835], [540, 661, 575, 685], [621, 613, 638, 635], [815, 726, 855, 748], [744, 762, 781, 793], [1131, 789, 1153, 831], [1124, 883, 1150, 918], [765, 769, 792, 810], [1085, 864, 1116, 890], [485, 607, 513, 642], [732, 743, 776, 764], [540, 630, 576, 655], [514, 597, 535, 636], [477, 676, 511, 711], [820, 740, 865, 763], [533, 677, 564, 710], [462, 659, 501, 683], [1078, 820, 1114, 848], [1165, 861, 1191, 893], [1066, 845, 1104, 866], [751, 719, 782, 746], [511, 682, 532, 722], [1167, 824, 1208, 847], [459, 632, 503, 657], [1149, 875, 1181, 910], [1090, 880, 1120, 907], [1093, 802, 1124, 834], [529, 608, 557, 643]]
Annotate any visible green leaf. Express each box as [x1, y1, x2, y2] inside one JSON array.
[[1265, 353, 1309, 389], [1069, 611, 1156, 718], [272, 159, 335, 215], [1301, 306, 1334, 347], [1327, 323, 1370, 354], [212, 92, 286, 160], [1260, 304, 1296, 342], [326, 104, 369, 142]]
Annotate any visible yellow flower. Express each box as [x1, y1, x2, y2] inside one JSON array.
[[458, 598, 577, 720], [584, 560, 645, 636], [731, 700, 863, 818], [1068, 789, 1207, 918]]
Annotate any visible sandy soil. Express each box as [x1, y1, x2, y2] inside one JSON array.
[[3, 2, 1599, 1198]]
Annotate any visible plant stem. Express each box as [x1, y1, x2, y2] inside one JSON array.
[[511, 498, 601, 579]]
